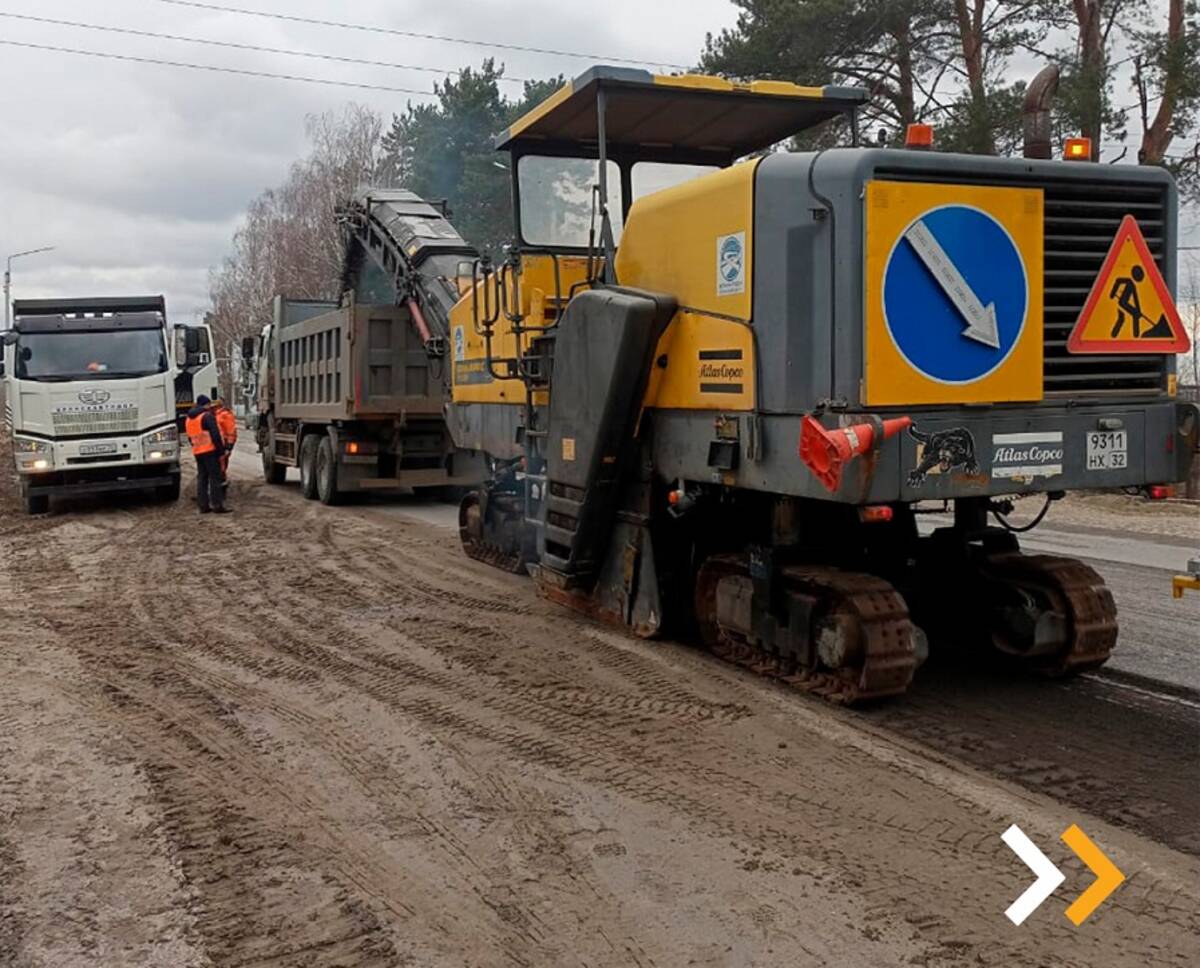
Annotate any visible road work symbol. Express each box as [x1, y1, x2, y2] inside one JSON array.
[[883, 205, 1028, 384], [1068, 214, 1191, 354], [1002, 823, 1125, 926]]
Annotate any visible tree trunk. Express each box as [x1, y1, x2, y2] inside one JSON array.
[[954, 0, 996, 154], [1140, 0, 1185, 163], [892, 22, 917, 127], [1072, 0, 1105, 160]]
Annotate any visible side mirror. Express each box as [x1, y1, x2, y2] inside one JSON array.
[[184, 328, 202, 355], [2, 331, 17, 346], [241, 336, 256, 362], [0, 360, 5, 378]]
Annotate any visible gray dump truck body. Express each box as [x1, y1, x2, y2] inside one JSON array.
[[256, 295, 483, 502]]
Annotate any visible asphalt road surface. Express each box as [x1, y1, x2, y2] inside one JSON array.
[[0, 447, 1195, 968]]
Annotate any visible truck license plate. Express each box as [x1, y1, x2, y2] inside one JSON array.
[[1085, 431, 1127, 470], [79, 442, 118, 456]]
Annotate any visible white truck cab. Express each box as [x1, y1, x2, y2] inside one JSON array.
[[173, 320, 219, 425], [2, 296, 182, 513]]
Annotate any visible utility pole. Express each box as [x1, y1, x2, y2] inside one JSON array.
[[3, 246, 56, 331]]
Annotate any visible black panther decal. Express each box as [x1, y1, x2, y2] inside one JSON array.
[[907, 425, 980, 486]]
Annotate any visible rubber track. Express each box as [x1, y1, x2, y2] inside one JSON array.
[[459, 493, 525, 574], [696, 555, 918, 705], [981, 552, 1119, 675]]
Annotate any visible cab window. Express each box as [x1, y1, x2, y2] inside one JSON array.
[[517, 155, 624, 248]]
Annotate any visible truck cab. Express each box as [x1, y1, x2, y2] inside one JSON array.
[[173, 320, 219, 425], [2, 296, 182, 513]]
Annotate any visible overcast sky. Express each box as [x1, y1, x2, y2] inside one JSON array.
[[0, 0, 1194, 323], [0, 0, 736, 321]]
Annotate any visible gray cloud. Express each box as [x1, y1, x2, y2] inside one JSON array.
[[0, 0, 734, 319]]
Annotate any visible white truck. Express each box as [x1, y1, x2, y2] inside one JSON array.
[[2, 296, 182, 513]]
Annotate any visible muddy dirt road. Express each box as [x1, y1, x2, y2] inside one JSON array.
[[1, 456, 1197, 967]]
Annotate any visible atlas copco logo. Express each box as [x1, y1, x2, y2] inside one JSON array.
[[993, 444, 1063, 464], [699, 363, 744, 380]]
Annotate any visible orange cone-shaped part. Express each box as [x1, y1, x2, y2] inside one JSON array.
[[799, 415, 913, 493]]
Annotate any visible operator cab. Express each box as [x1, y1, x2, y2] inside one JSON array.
[[495, 65, 868, 271]]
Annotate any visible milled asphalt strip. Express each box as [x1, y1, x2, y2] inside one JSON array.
[[228, 447, 1198, 693]]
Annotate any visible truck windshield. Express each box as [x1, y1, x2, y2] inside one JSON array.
[[16, 329, 169, 381]]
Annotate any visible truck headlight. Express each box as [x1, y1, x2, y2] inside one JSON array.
[[143, 425, 178, 461], [14, 436, 51, 455], [14, 437, 52, 472], [144, 425, 178, 445]]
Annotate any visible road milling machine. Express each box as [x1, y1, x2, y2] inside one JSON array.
[[442, 67, 1199, 703]]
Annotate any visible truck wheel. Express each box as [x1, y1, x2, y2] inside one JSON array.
[[262, 446, 286, 485], [299, 435, 320, 500], [156, 477, 182, 503], [316, 437, 342, 506], [24, 490, 49, 515]]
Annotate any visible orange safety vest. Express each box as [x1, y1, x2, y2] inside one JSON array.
[[185, 413, 216, 455], [216, 406, 238, 447]]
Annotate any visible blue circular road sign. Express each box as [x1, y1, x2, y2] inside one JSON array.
[[883, 205, 1028, 384]]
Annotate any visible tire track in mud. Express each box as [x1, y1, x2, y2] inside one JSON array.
[[91, 679, 404, 968], [7, 460, 1199, 968], [90, 517, 632, 968], [118, 520, 1196, 966], [164, 498, 1200, 959], [0, 831, 26, 968]]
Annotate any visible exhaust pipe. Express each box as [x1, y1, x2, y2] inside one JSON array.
[[1022, 65, 1060, 160]]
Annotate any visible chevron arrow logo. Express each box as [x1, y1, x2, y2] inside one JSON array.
[[1001, 823, 1125, 926]]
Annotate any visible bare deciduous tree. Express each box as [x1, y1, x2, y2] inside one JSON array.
[[207, 104, 384, 356]]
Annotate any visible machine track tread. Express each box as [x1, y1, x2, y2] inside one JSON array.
[[458, 492, 525, 574], [981, 552, 1118, 676], [695, 555, 917, 706]]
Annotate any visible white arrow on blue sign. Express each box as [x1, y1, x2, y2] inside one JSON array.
[[883, 205, 1028, 384]]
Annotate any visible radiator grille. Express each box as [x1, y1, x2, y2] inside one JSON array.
[[52, 405, 140, 435], [1042, 181, 1167, 393], [876, 168, 1170, 396]]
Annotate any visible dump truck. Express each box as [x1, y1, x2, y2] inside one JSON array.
[[2, 296, 181, 513], [251, 191, 486, 502], [252, 293, 486, 503], [441, 66, 1199, 704]]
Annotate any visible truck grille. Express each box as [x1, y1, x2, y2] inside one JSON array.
[[877, 167, 1170, 397], [52, 406, 140, 435]]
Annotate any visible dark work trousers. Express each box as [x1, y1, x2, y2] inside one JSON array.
[[196, 452, 226, 511]]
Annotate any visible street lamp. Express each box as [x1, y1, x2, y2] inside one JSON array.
[[4, 246, 56, 331]]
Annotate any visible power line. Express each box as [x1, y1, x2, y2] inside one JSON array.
[[0, 11, 529, 84], [0, 38, 440, 96], [155, 0, 690, 70]]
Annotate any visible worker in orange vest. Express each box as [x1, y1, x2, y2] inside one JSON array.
[[184, 395, 229, 513], [213, 397, 239, 490]]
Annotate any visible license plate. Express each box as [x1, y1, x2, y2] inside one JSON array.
[[79, 442, 118, 457], [1086, 431, 1127, 470]]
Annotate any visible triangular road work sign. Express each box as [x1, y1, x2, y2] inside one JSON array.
[[1067, 214, 1191, 354]]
